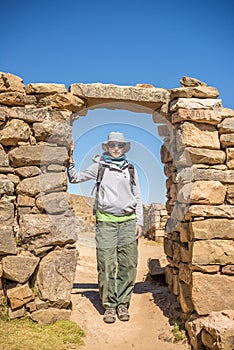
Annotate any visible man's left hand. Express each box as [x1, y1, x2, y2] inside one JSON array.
[[135, 225, 143, 239]]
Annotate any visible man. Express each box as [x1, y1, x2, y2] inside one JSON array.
[[67, 131, 143, 323]]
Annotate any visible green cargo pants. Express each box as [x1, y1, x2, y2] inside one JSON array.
[[96, 219, 138, 310]]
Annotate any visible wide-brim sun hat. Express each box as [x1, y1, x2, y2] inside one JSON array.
[[102, 132, 130, 152]]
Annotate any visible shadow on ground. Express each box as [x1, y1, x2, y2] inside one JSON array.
[[72, 283, 105, 315], [72, 276, 182, 325]]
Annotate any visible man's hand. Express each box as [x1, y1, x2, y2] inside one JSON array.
[[68, 139, 74, 162], [135, 225, 143, 239]]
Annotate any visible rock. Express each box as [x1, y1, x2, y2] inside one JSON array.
[[222, 265, 234, 275], [177, 181, 226, 205], [189, 219, 234, 240], [17, 195, 35, 206], [221, 108, 234, 119], [173, 222, 189, 242], [0, 72, 25, 93], [164, 237, 173, 257], [191, 265, 220, 274], [70, 82, 170, 110], [35, 297, 49, 310], [36, 192, 73, 214], [184, 205, 234, 220], [7, 173, 20, 186], [0, 197, 14, 225], [15, 166, 41, 178], [175, 147, 225, 167], [226, 148, 234, 169], [0, 226, 17, 255], [157, 124, 170, 137], [201, 310, 234, 350], [176, 122, 220, 150], [180, 76, 208, 87], [160, 144, 173, 163], [218, 117, 234, 134], [32, 120, 72, 147], [26, 300, 37, 312], [9, 144, 68, 167], [7, 283, 34, 310], [220, 134, 234, 147], [2, 254, 40, 283], [148, 257, 167, 276], [180, 245, 190, 263], [170, 98, 222, 112], [19, 214, 78, 250], [9, 106, 50, 123], [227, 185, 234, 204], [47, 164, 65, 172], [177, 167, 234, 185], [35, 249, 78, 308], [189, 240, 234, 265], [192, 273, 234, 315], [0, 107, 7, 121], [16, 172, 67, 196], [39, 92, 86, 112], [26, 83, 67, 94], [185, 314, 207, 350], [0, 92, 27, 106], [179, 281, 194, 313], [179, 262, 192, 284], [0, 144, 9, 167], [46, 109, 72, 122], [0, 119, 31, 146], [30, 308, 71, 324], [0, 176, 14, 195], [171, 86, 219, 99], [0, 166, 14, 173], [8, 306, 25, 319], [171, 108, 222, 125]]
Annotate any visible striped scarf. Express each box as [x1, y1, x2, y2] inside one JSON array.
[[103, 153, 128, 169]]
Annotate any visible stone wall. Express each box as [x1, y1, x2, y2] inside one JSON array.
[[0, 72, 170, 322], [159, 77, 234, 349], [143, 203, 168, 242], [0, 72, 86, 322], [0, 72, 233, 348]]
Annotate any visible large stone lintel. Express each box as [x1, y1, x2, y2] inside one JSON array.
[[69, 83, 170, 113]]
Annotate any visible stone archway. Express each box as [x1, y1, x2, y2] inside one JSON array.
[[0, 72, 233, 347]]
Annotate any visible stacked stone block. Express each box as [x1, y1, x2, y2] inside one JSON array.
[[158, 77, 234, 349], [143, 203, 168, 242], [0, 72, 87, 323]]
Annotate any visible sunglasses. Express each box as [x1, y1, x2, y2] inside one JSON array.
[[108, 143, 125, 149]]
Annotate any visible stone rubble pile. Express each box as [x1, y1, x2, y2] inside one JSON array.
[[159, 76, 234, 349], [143, 203, 168, 242]]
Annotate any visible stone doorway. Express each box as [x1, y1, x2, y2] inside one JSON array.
[[0, 72, 233, 347]]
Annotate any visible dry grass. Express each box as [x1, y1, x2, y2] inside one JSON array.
[[0, 303, 85, 350]]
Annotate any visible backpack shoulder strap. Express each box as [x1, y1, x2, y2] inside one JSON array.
[[128, 163, 136, 192], [93, 163, 107, 214]]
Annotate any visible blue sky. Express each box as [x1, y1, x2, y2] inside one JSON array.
[[1, 0, 233, 203]]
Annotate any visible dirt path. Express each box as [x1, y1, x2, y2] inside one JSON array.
[[71, 235, 190, 350]]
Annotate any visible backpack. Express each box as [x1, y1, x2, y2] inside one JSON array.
[[93, 163, 136, 215]]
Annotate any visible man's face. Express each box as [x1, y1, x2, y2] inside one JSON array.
[[106, 142, 126, 158]]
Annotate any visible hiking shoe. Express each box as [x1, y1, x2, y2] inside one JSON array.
[[103, 309, 116, 323], [117, 305, 130, 321]]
